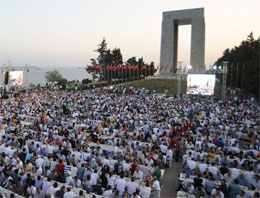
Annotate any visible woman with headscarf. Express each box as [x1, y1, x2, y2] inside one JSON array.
[[90, 158, 97, 170]]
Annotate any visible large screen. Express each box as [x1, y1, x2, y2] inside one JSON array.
[[9, 71, 23, 86], [187, 74, 216, 95]]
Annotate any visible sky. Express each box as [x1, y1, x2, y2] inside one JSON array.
[[0, 0, 259, 69]]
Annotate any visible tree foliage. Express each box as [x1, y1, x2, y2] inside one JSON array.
[[215, 32, 259, 97], [44, 70, 64, 83], [86, 38, 156, 82]]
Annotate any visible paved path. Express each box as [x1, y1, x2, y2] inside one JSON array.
[[161, 162, 182, 198]]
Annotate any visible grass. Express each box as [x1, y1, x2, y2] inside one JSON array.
[[123, 78, 187, 95]]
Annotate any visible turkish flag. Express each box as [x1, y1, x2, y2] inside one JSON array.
[[160, 66, 164, 71], [124, 65, 127, 70], [131, 65, 135, 70], [106, 65, 109, 70], [134, 65, 138, 70]]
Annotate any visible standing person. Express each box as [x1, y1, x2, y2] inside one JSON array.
[[175, 138, 182, 162], [139, 182, 151, 198], [151, 176, 161, 198], [34, 188, 45, 198]]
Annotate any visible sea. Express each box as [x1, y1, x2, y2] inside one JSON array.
[[5, 66, 92, 85]]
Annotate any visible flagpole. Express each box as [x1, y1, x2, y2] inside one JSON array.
[[236, 63, 239, 89], [230, 63, 233, 87], [242, 63, 245, 89], [137, 65, 139, 81]]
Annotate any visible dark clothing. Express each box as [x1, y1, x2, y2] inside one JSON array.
[[55, 189, 65, 198], [193, 177, 203, 188], [220, 183, 229, 198], [215, 140, 224, 149], [18, 152, 27, 163], [219, 166, 229, 175]]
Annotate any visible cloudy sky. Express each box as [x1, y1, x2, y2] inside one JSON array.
[[0, 0, 259, 69]]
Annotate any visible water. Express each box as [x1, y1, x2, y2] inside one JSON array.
[[17, 66, 91, 85]]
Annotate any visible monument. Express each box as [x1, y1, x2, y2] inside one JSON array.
[[160, 8, 205, 74]]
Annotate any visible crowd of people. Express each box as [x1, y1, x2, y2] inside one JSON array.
[[0, 86, 258, 198]]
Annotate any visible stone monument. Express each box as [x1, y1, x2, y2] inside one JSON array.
[[160, 8, 205, 74]]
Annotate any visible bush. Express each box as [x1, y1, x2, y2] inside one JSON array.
[[58, 78, 68, 85], [82, 79, 92, 84], [65, 86, 75, 91]]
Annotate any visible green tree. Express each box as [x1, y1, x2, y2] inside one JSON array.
[[215, 32, 259, 96], [44, 70, 63, 83], [86, 38, 123, 81]]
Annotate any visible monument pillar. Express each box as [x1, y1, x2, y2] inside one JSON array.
[[160, 8, 205, 75]]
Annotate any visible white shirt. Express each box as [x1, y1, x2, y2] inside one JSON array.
[[46, 187, 59, 195], [64, 191, 76, 198], [133, 170, 144, 179], [127, 181, 139, 195], [152, 180, 161, 191], [90, 173, 99, 185], [115, 178, 126, 194], [211, 189, 224, 198], [35, 158, 44, 168], [103, 189, 113, 198], [139, 186, 151, 198]]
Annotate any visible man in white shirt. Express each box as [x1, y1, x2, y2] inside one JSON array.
[[139, 182, 151, 198], [35, 156, 44, 168], [151, 176, 161, 198], [127, 177, 139, 196], [90, 170, 99, 186], [63, 187, 76, 198], [133, 167, 144, 180], [103, 185, 113, 198], [115, 174, 127, 194], [46, 182, 59, 196]]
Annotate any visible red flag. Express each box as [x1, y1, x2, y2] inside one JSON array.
[[96, 65, 101, 71], [119, 65, 123, 70], [160, 66, 164, 71], [164, 66, 168, 71], [115, 66, 118, 71], [112, 65, 116, 71], [128, 65, 131, 70], [106, 65, 109, 70], [109, 66, 112, 70], [131, 65, 134, 70], [140, 66, 146, 72], [89, 66, 93, 70], [134, 65, 138, 70], [170, 67, 173, 73], [124, 65, 127, 70]]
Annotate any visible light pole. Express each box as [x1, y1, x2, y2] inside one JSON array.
[[221, 61, 228, 100]]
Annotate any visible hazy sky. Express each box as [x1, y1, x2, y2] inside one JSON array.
[[0, 0, 259, 68]]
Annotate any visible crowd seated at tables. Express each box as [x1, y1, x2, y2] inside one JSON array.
[[0, 88, 177, 198], [0, 87, 258, 198]]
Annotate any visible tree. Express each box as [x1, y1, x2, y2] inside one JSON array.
[[44, 70, 63, 83], [215, 32, 259, 97], [86, 38, 123, 81]]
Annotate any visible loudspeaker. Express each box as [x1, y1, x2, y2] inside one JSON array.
[[4, 71, 9, 85]]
